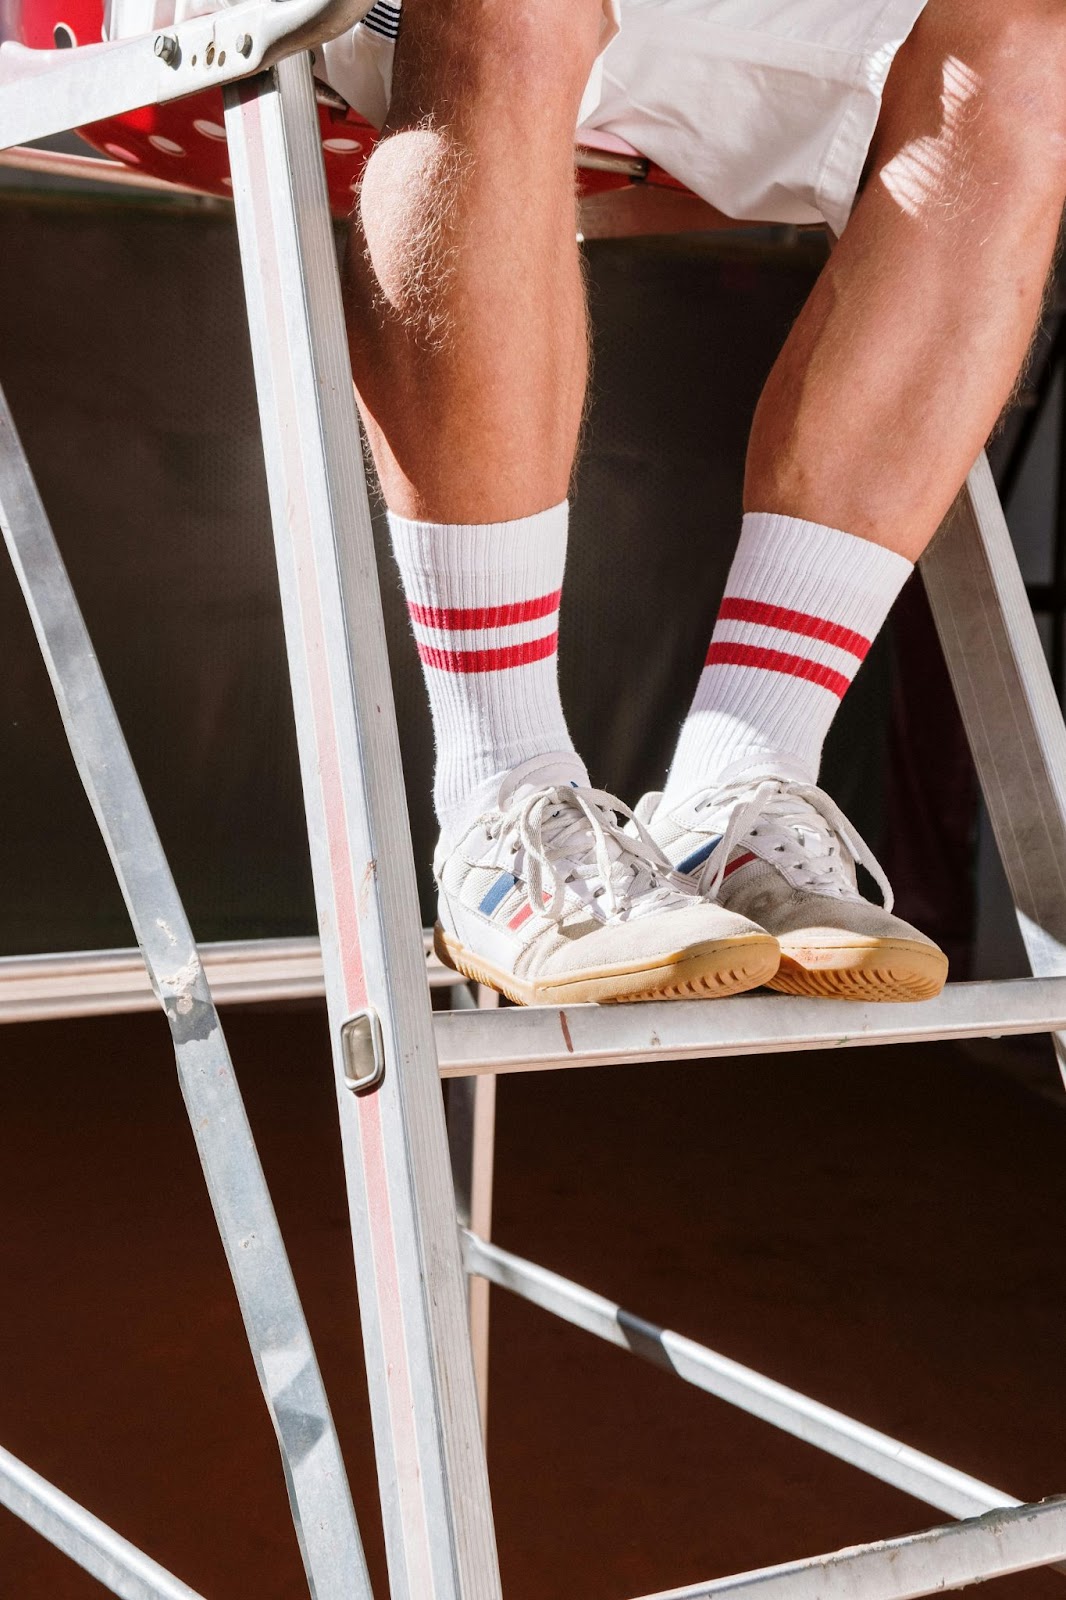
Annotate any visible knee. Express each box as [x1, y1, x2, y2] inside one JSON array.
[[388, 0, 606, 126]]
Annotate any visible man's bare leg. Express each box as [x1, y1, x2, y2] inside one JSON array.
[[648, 0, 1066, 998], [745, 0, 1066, 560], [339, 0, 781, 1005], [343, 0, 601, 522]]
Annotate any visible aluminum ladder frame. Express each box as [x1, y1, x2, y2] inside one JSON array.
[[2, 9, 1066, 1597]]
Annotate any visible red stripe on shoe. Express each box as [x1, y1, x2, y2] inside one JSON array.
[[717, 598, 871, 661], [507, 902, 535, 930], [704, 642, 851, 699], [417, 632, 559, 673], [724, 851, 757, 878], [408, 590, 562, 631]]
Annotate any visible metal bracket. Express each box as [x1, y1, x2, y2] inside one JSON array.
[[342, 1007, 386, 1095], [0, 0, 373, 151]]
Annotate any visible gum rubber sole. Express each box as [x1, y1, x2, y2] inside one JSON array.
[[434, 926, 781, 1007], [768, 939, 949, 1003]]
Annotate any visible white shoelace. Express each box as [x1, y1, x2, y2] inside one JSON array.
[[695, 777, 894, 911], [494, 784, 691, 924]]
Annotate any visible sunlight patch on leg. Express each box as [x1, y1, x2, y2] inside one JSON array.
[[355, 122, 470, 350], [880, 56, 982, 219]]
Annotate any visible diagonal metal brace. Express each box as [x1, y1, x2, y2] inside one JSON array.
[[0, 382, 372, 1600], [0, 1444, 208, 1600], [635, 1498, 1066, 1600]]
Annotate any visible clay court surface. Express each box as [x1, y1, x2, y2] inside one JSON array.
[[1, 1006, 1063, 1599]]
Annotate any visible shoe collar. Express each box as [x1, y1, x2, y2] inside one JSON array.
[[496, 751, 590, 811], [630, 761, 813, 838], [643, 761, 893, 912], [433, 753, 590, 874], [659, 756, 818, 830]]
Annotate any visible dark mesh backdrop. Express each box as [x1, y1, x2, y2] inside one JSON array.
[[0, 191, 898, 953]]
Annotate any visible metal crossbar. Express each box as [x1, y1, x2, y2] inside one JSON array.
[[0, 1446, 207, 1600], [634, 1499, 1066, 1600], [6, 943, 1065, 1061], [0, 935, 461, 1025], [0, 0, 371, 147], [461, 1233, 1021, 1523]]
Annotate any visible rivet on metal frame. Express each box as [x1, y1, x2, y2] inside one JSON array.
[[153, 32, 180, 65], [341, 1008, 386, 1095]]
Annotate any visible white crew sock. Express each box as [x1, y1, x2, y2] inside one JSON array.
[[662, 512, 913, 803], [388, 501, 575, 843]]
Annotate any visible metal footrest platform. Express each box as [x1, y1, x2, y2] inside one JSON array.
[[436, 976, 1066, 1074]]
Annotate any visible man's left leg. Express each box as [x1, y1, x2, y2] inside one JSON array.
[[646, 0, 1066, 999]]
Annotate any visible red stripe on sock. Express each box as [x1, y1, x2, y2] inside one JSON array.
[[704, 642, 852, 699], [417, 632, 558, 673], [724, 851, 757, 878], [717, 598, 871, 661], [408, 590, 562, 631]]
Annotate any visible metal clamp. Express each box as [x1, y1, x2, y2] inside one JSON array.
[[341, 1007, 386, 1095]]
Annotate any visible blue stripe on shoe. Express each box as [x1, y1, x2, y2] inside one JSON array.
[[479, 871, 518, 916], [676, 836, 721, 876]]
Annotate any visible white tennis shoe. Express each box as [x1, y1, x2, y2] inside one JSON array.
[[638, 760, 948, 1002], [433, 753, 780, 1006]]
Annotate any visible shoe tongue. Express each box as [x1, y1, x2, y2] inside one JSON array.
[[634, 792, 663, 827], [497, 752, 591, 810]]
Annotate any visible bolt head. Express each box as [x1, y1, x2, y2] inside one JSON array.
[[236, 32, 252, 56], [153, 32, 179, 64]]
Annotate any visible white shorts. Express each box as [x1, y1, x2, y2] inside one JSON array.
[[321, 0, 929, 238]]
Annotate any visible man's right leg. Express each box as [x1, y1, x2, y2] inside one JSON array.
[[344, 0, 597, 846], [341, 1, 780, 1004]]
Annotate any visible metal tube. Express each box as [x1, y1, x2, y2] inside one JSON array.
[[446, 1027, 498, 1437], [224, 57, 500, 1600], [0, 1443, 207, 1599], [0, 143, 194, 192], [463, 1234, 1021, 1523], [0, 934, 461, 1025], [633, 1498, 1066, 1600], [574, 146, 648, 178], [923, 454, 1066, 1086]]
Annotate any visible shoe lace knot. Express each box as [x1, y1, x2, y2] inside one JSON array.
[[501, 783, 689, 924]]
